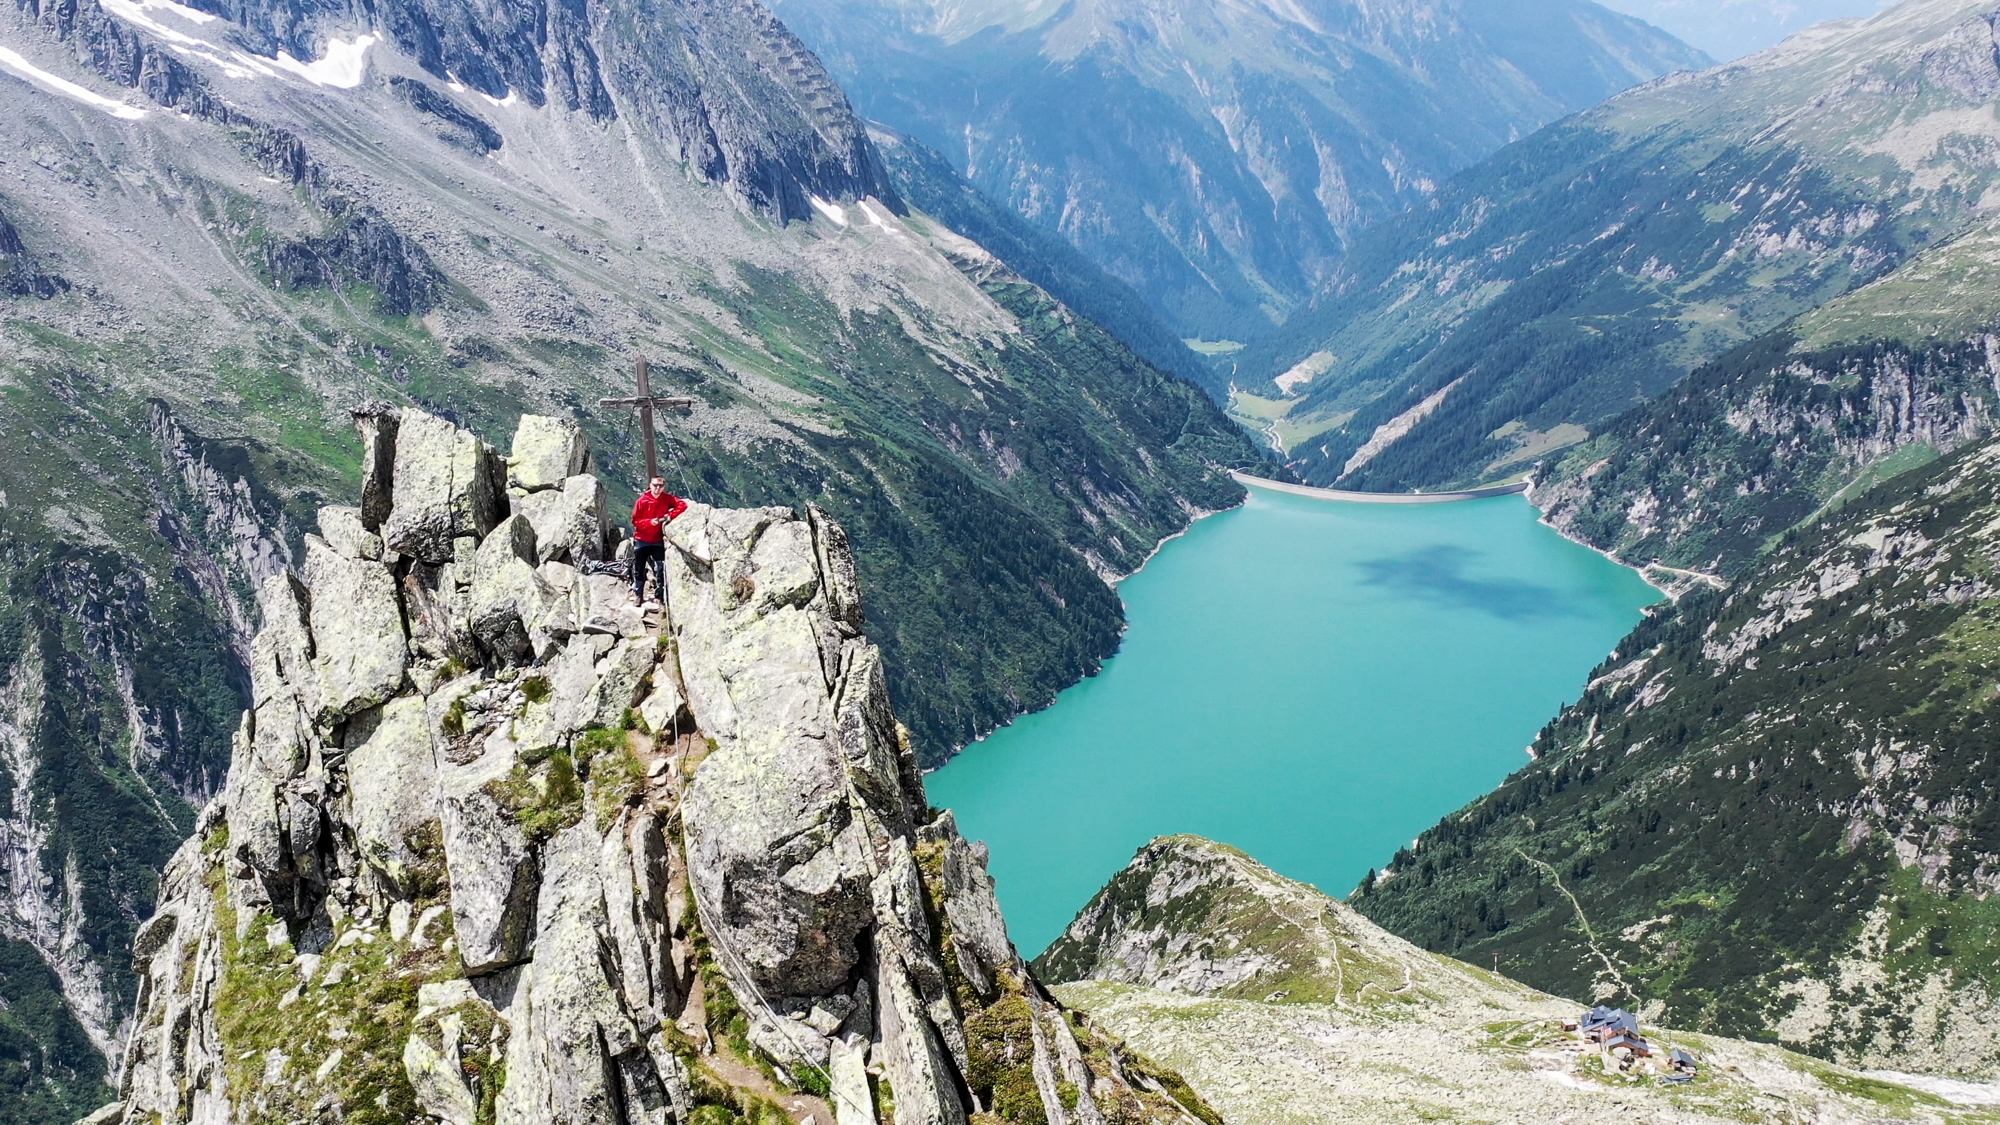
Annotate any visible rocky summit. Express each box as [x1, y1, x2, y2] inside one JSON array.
[[98, 410, 1216, 1125]]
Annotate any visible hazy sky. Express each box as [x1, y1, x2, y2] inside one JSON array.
[[1593, 0, 1898, 61]]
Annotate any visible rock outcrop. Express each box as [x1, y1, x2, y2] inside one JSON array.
[[100, 410, 1214, 1125]]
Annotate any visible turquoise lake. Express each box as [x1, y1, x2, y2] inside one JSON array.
[[925, 484, 1663, 956]]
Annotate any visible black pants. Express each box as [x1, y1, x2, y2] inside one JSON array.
[[632, 540, 666, 602]]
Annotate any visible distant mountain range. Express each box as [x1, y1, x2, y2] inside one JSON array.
[[1597, 0, 1897, 60], [771, 0, 1709, 344], [1243, 0, 2000, 490]]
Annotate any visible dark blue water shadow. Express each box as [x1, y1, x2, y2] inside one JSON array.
[[1356, 545, 1576, 621]]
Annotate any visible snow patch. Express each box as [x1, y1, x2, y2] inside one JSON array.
[[809, 196, 849, 227], [272, 34, 376, 88], [0, 47, 147, 120], [102, 0, 215, 24], [858, 199, 903, 236], [479, 89, 518, 107]]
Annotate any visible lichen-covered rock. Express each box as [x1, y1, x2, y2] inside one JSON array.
[[383, 408, 505, 563], [318, 504, 384, 561], [939, 830, 1018, 1000], [302, 537, 407, 722], [494, 822, 651, 1125], [581, 636, 658, 731], [343, 696, 439, 895], [509, 415, 589, 493], [515, 474, 609, 564], [436, 728, 538, 975], [114, 413, 1212, 1125], [468, 515, 546, 664]]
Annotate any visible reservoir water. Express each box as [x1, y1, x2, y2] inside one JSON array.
[[926, 485, 1662, 956]]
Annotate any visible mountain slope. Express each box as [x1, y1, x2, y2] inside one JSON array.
[[0, 0, 1262, 1118], [1249, 0, 2000, 489], [1533, 214, 2000, 579], [771, 0, 1707, 342], [1357, 434, 2000, 1077], [866, 124, 1232, 399], [1039, 836, 1996, 1124]]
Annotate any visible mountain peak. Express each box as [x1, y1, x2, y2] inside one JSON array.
[[109, 409, 1218, 1125]]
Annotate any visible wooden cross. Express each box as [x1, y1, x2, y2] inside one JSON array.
[[599, 356, 694, 482]]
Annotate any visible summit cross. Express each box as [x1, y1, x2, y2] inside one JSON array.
[[600, 355, 694, 481]]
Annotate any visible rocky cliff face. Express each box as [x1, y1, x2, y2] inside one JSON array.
[[177, 0, 897, 224], [100, 410, 1215, 1125]]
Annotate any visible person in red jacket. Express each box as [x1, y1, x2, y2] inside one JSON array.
[[630, 477, 688, 606]]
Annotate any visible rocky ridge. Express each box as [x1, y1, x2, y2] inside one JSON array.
[[0, 0, 1264, 1110], [1044, 836, 2000, 1125], [99, 410, 1215, 1125]]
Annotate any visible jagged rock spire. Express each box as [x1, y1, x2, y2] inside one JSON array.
[[101, 409, 1216, 1125]]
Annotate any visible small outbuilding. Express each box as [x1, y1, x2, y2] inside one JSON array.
[[1669, 1048, 1698, 1073], [1604, 1030, 1653, 1058]]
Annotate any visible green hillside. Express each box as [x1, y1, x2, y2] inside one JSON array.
[[1357, 434, 2000, 1076]]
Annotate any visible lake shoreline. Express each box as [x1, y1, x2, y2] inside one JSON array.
[[929, 485, 1665, 953], [1519, 478, 1717, 603]]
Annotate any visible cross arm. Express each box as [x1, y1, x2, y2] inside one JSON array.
[[599, 396, 696, 408]]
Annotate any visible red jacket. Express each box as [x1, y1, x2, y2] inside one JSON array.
[[632, 491, 687, 543]]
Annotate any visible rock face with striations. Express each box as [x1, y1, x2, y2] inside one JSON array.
[[101, 410, 1215, 1125]]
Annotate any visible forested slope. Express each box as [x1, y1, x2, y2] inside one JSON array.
[[1358, 436, 2000, 1076]]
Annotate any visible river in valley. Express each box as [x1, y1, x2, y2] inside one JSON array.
[[925, 484, 1662, 956]]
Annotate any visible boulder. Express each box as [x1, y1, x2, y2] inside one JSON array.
[[303, 537, 407, 724], [675, 508, 878, 1001], [437, 733, 538, 975], [318, 505, 383, 561], [940, 833, 1016, 998], [247, 572, 319, 778], [512, 636, 599, 755], [382, 408, 505, 563], [515, 475, 608, 564], [468, 516, 545, 664], [576, 573, 631, 635], [508, 415, 587, 493], [529, 561, 580, 657], [581, 638, 658, 731], [343, 697, 440, 895], [403, 1015, 477, 1125], [636, 673, 683, 735]]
